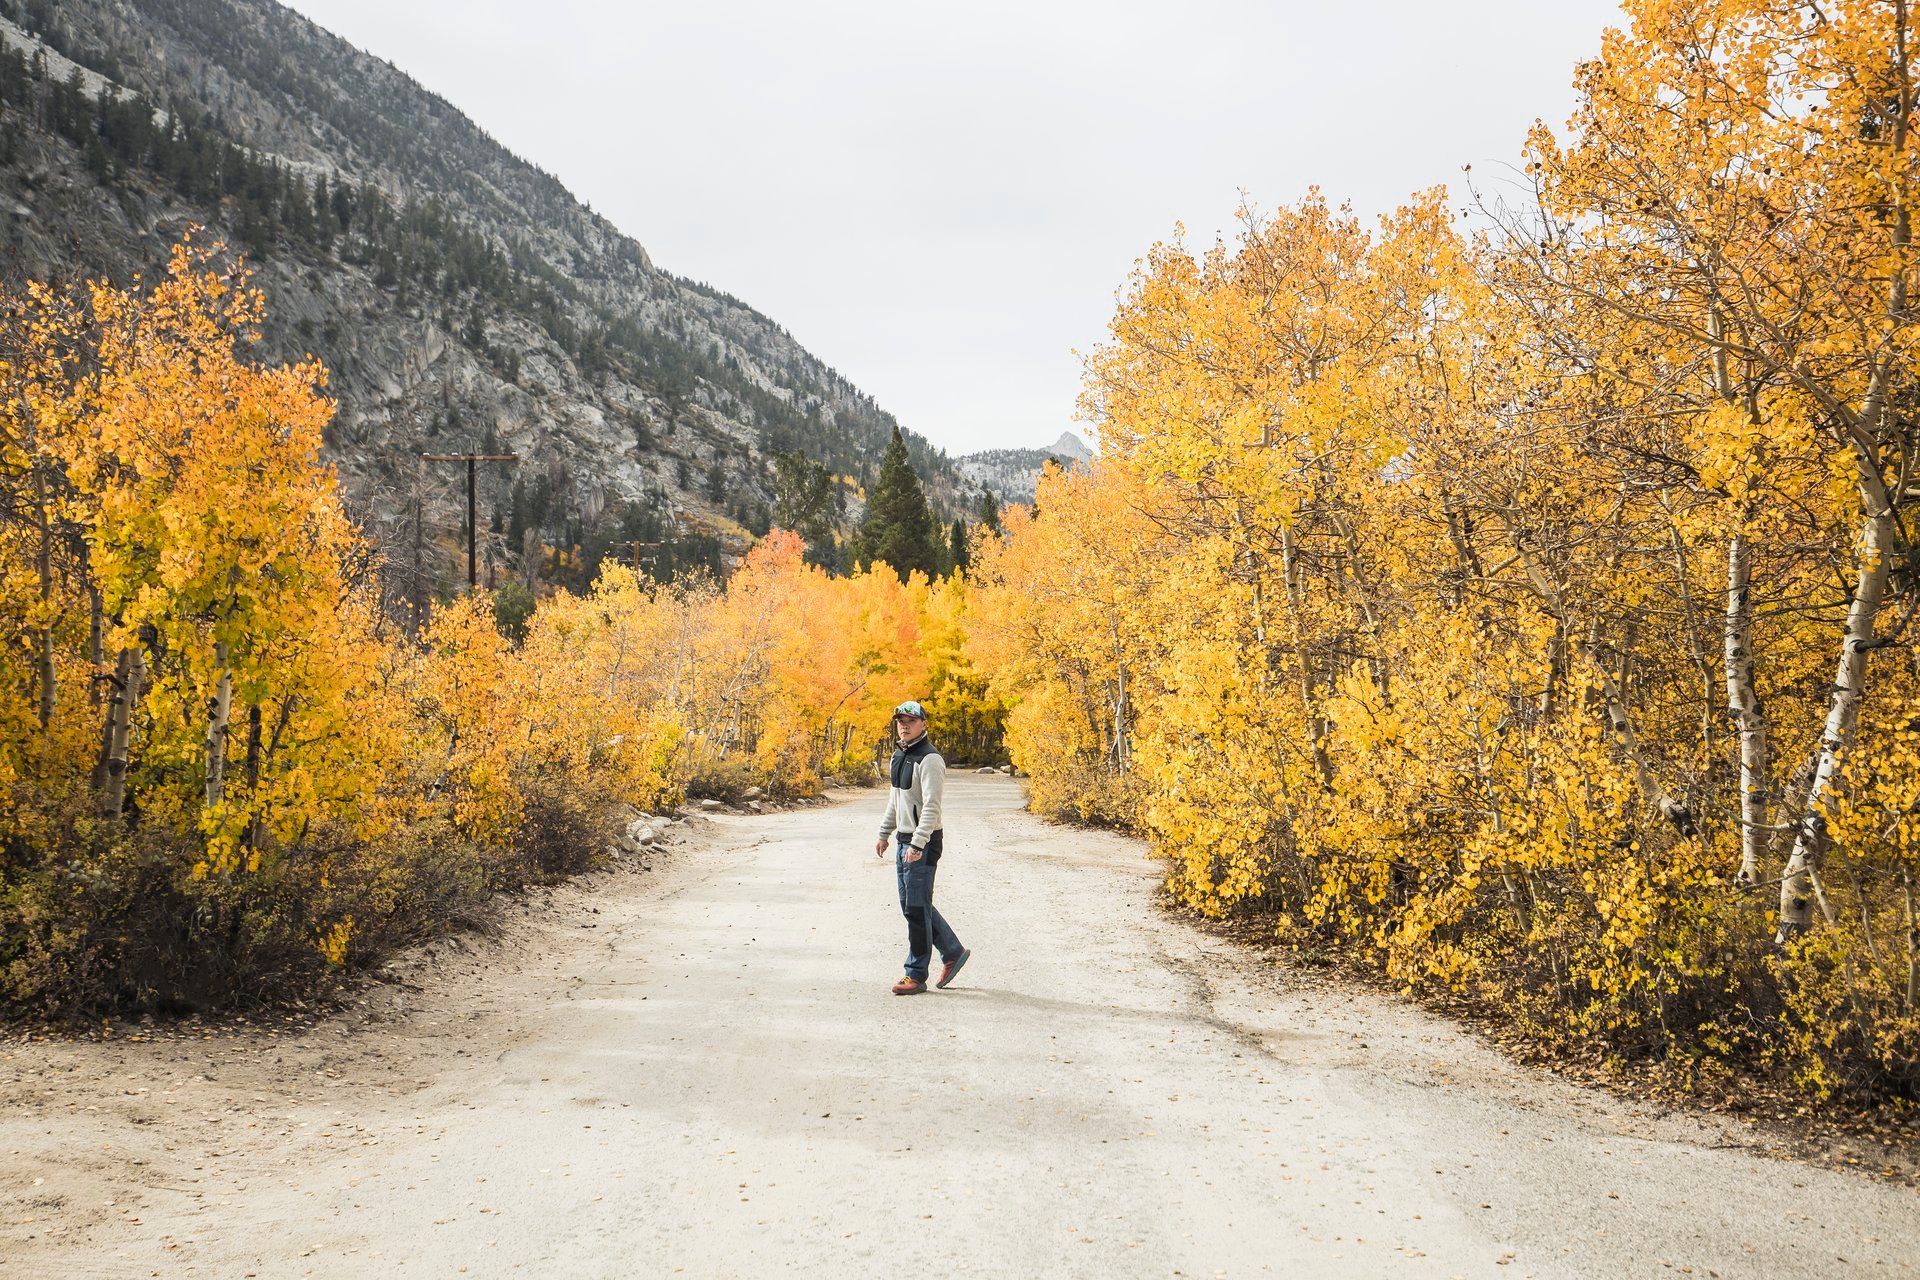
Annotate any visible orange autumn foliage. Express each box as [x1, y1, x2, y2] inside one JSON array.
[[0, 242, 1004, 1015]]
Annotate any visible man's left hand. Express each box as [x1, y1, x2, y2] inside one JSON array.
[[902, 846, 924, 863]]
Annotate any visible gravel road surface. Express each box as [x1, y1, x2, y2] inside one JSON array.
[[3, 774, 1916, 1278]]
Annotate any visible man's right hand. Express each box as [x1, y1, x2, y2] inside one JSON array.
[[874, 837, 888, 859]]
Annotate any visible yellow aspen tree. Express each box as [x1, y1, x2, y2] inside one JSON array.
[[74, 241, 356, 871], [1522, 0, 1920, 939]]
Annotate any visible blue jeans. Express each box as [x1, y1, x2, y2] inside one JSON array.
[[896, 831, 962, 981]]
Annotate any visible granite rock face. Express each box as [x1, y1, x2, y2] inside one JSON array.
[[0, 0, 973, 579]]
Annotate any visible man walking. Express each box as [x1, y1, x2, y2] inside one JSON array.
[[874, 701, 969, 995]]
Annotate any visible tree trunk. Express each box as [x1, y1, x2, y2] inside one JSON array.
[[96, 644, 145, 817], [89, 665, 116, 794], [605, 630, 631, 700], [205, 641, 233, 810], [1280, 523, 1334, 787], [244, 702, 263, 791], [1724, 533, 1771, 888], [87, 584, 104, 709], [1110, 611, 1130, 772], [33, 461, 55, 730], [1777, 474, 1896, 940], [243, 701, 264, 853], [1538, 624, 1563, 720], [1440, 488, 1485, 608], [1903, 866, 1917, 1012]]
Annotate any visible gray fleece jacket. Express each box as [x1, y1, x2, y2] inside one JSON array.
[[877, 734, 945, 850]]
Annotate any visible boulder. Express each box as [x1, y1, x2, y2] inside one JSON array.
[[975, 766, 998, 774]]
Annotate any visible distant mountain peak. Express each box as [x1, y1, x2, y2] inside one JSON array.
[[1049, 431, 1093, 461], [954, 431, 1094, 505]]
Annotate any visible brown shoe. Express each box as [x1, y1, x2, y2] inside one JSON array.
[[891, 975, 926, 995], [935, 948, 971, 989]]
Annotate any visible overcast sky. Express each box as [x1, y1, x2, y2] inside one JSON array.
[[282, 0, 1625, 456]]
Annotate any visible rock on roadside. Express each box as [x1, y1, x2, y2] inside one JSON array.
[[612, 814, 667, 859]]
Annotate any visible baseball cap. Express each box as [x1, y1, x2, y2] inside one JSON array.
[[892, 700, 927, 720]]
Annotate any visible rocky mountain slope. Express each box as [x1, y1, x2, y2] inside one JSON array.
[[0, 0, 973, 589], [956, 430, 1092, 504]]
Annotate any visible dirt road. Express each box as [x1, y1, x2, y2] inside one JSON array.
[[4, 775, 1916, 1277]]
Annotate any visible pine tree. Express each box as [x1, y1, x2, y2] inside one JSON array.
[[773, 451, 841, 571], [853, 426, 942, 578], [978, 490, 1002, 535], [948, 518, 970, 575]]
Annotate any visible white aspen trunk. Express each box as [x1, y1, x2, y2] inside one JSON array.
[[427, 720, 460, 800], [1903, 866, 1917, 1011], [33, 461, 55, 730], [93, 647, 132, 797], [606, 629, 629, 699], [1539, 625, 1562, 719], [1705, 308, 1773, 889], [819, 676, 870, 772], [98, 644, 144, 817], [87, 584, 104, 709], [1776, 482, 1896, 939], [1280, 523, 1334, 787], [1250, 562, 1269, 675], [1110, 610, 1130, 771], [1440, 489, 1485, 608], [1724, 533, 1771, 887], [205, 641, 233, 810], [90, 677, 115, 793]]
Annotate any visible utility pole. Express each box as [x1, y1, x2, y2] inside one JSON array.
[[421, 451, 519, 590], [627, 508, 683, 579]]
